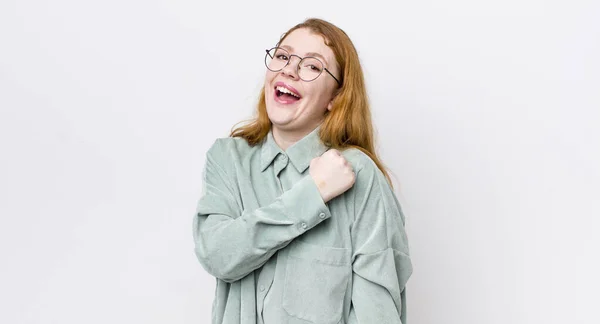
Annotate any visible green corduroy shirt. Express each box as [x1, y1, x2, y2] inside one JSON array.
[[193, 124, 413, 324]]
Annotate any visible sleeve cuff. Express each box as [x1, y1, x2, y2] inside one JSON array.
[[281, 175, 332, 232]]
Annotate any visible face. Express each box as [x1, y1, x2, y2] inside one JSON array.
[[264, 28, 340, 135]]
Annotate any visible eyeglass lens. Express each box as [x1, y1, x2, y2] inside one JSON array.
[[265, 47, 324, 82]]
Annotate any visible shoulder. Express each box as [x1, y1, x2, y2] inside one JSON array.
[[340, 147, 384, 179], [341, 147, 404, 221], [206, 136, 258, 158], [340, 146, 395, 200]]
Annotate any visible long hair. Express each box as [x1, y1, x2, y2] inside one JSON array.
[[229, 18, 395, 189]]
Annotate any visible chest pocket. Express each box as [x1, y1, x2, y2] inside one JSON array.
[[282, 239, 351, 324]]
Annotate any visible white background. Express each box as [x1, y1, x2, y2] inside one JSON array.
[[1, 0, 598, 323]]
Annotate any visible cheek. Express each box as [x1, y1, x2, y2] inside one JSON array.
[[264, 77, 275, 99], [264, 71, 276, 87], [306, 82, 333, 103]]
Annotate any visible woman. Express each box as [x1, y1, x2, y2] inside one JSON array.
[[193, 18, 413, 324]]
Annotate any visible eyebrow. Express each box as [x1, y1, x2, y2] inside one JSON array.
[[280, 45, 330, 66]]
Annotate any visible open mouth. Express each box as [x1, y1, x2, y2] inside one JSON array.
[[274, 85, 301, 103]]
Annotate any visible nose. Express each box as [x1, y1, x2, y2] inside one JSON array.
[[280, 56, 301, 80]]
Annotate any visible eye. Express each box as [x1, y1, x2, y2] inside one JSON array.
[[275, 54, 289, 61], [308, 64, 321, 71]]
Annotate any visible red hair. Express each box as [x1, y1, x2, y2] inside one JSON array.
[[229, 18, 395, 189]]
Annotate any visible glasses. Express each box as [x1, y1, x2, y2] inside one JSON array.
[[264, 47, 341, 86]]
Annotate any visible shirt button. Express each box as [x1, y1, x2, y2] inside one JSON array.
[[259, 285, 265, 292], [319, 212, 326, 219], [281, 155, 287, 161], [301, 222, 307, 229]]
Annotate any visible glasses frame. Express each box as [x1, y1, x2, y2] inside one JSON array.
[[264, 47, 341, 86]]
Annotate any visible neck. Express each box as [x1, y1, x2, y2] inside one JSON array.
[[272, 123, 320, 151]]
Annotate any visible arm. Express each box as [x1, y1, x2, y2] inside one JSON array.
[[347, 158, 413, 323], [192, 139, 332, 283]]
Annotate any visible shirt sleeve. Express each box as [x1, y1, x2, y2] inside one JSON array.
[[347, 157, 413, 324], [192, 139, 332, 283]]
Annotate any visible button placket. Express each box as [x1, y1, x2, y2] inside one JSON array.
[[274, 154, 288, 179], [274, 153, 289, 194], [256, 255, 277, 323]]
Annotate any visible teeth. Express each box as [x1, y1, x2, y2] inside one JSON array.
[[276, 86, 300, 98]]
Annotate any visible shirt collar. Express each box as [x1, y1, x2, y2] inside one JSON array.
[[260, 124, 329, 173]]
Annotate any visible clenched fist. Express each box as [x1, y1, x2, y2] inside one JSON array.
[[309, 149, 356, 203]]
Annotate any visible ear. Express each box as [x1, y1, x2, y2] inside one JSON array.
[[327, 93, 338, 111], [327, 86, 341, 111]]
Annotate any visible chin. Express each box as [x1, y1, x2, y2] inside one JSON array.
[[266, 112, 291, 126]]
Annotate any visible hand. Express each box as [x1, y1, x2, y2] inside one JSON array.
[[309, 149, 356, 203]]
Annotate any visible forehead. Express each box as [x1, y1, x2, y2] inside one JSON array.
[[280, 28, 335, 62]]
